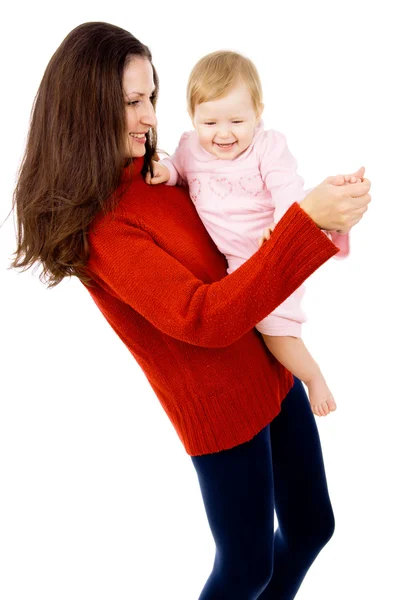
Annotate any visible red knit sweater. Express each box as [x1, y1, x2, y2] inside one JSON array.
[[83, 157, 338, 456]]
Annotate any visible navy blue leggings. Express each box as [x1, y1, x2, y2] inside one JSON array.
[[191, 377, 335, 599]]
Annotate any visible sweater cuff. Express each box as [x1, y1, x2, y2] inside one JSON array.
[[267, 202, 340, 284]]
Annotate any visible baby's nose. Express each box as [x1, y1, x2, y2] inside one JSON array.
[[218, 128, 232, 138]]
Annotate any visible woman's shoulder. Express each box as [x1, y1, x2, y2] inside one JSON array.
[[90, 175, 193, 234]]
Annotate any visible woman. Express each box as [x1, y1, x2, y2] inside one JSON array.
[[11, 22, 371, 599]]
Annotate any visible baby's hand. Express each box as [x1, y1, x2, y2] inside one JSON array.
[[257, 222, 276, 247], [145, 161, 170, 185], [332, 166, 365, 187]]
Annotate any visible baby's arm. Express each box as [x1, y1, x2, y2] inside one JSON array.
[[258, 131, 364, 259], [258, 129, 307, 223], [145, 132, 190, 187], [259, 171, 364, 245]]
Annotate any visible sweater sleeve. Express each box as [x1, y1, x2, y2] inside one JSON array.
[[303, 187, 350, 258], [87, 203, 339, 348]]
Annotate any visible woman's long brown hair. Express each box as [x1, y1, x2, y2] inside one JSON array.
[[9, 22, 159, 288]]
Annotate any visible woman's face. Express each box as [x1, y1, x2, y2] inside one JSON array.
[[123, 57, 157, 158]]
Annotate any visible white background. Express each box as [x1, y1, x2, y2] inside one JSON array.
[[1, 1, 397, 598]]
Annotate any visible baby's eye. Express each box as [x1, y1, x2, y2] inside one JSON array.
[[232, 121, 243, 124], [204, 122, 216, 126]]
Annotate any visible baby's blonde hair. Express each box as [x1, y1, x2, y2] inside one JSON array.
[[187, 50, 263, 119]]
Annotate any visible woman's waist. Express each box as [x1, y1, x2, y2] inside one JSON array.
[[135, 329, 281, 392]]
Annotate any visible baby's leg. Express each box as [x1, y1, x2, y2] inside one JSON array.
[[261, 334, 337, 417]]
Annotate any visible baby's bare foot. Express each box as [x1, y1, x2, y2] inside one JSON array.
[[305, 375, 337, 417]]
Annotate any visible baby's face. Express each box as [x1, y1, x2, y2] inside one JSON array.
[[192, 82, 262, 160]]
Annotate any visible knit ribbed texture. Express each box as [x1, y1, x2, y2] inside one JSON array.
[[84, 157, 339, 455]]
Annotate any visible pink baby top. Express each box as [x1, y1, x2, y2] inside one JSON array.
[[161, 122, 349, 337]]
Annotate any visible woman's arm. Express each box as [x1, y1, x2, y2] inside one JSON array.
[[86, 202, 338, 348]]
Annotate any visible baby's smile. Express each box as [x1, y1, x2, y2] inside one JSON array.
[[214, 141, 237, 150]]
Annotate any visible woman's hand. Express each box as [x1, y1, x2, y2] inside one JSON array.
[[300, 167, 371, 234], [258, 167, 370, 247]]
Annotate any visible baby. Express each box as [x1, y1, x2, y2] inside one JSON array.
[[146, 50, 364, 417]]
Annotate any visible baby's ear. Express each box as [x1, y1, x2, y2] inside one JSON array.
[[256, 103, 264, 123]]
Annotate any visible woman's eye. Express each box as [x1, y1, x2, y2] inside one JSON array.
[[128, 95, 155, 107]]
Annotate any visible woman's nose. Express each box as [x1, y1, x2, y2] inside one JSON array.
[[142, 103, 157, 128]]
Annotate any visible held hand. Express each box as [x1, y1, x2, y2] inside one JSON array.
[[332, 166, 365, 186], [145, 161, 170, 185], [332, 167, 366, 232], [300, 169, 371, 234], [257, 167, 369, 247]]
